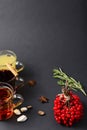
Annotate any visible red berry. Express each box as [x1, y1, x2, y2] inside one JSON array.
[[53, 92, 84, 126], [67, 114, 71, 118]]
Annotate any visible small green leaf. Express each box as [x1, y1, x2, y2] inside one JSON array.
[[57, 80, 65, 86], [53, 68, 87, 96]]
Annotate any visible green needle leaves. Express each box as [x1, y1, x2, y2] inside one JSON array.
[[53, 68, 86, 96]]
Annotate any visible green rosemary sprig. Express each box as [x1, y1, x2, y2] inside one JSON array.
[[53, 68, 87, 96]]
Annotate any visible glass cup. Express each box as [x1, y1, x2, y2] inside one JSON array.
[[0, 50, 24, 91], [7, 76, 24, 93], [0, 82, 24, 120], [0, 50, 24, 72]]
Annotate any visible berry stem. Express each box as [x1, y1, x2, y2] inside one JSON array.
[[62, 81, 71, 107]]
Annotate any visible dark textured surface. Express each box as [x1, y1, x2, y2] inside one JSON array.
[[0, 0, 87, 130]]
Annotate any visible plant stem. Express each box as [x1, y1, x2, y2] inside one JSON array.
[[53, 68, 87, 96]]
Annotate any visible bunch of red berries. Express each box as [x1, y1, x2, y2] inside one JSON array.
[[53, 92, 84, 126]]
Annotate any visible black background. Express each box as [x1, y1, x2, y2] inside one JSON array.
[[0, 0, 87, 130]]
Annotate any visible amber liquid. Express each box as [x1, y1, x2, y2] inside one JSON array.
[[0, 54, 16, 87], [0, 70, 15, 87], [0, 87, 13, 120]]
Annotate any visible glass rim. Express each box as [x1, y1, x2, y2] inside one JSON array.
[[0, 50, 16, 56], [0, 82, 14, 102]]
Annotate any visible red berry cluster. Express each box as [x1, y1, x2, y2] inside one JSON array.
[[53, 92, 84, 126]]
